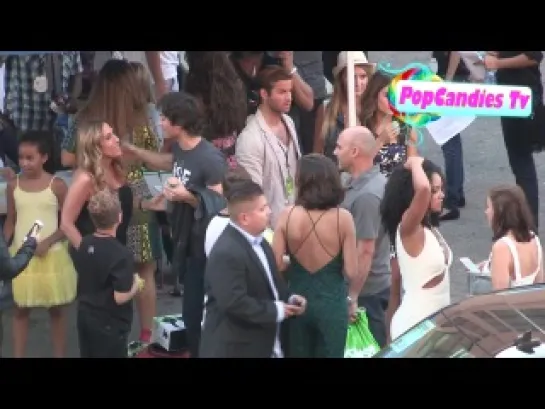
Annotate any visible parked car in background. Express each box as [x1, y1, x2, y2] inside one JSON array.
[[376, 284, 545, 358]]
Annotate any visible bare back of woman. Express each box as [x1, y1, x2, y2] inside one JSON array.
[[273, 205, 354, 358], [284, 206, 342, 273]]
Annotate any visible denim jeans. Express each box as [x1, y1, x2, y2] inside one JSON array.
[[358, 286, 390, 348], [441, 133, 465, 210]]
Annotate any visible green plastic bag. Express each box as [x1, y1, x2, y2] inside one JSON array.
[[344, 309, 380, 358]]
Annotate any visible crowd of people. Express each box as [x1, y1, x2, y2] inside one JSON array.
[[0, 51, 543, 358]]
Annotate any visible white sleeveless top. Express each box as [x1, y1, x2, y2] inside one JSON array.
[[391, 226, 452, 340], [484, 234, 542, 288]]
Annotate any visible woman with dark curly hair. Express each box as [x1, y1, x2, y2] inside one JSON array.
[[380, 156, 451, 341], [184, 52, 247, 169], [272, 154, 361, 357]]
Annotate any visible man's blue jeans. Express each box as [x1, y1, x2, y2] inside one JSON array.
[[441, 133, 465, 210], [358, 286, 390, 348]]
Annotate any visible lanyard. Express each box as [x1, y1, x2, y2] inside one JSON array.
[[276, 138, 290, 172], [259, 122, 298, 202]]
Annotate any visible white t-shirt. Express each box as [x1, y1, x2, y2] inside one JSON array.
[[160, 52, 180, 81], [205, 214, 230, 257], [202, 213, 230, 327]]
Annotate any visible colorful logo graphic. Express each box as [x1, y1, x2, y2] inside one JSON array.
[[379, 62, 441, 147], [381, 62, 443, 127], [378, 61, 533, 148]]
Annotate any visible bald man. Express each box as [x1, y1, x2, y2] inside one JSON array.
[[334, 126, 391, 347]]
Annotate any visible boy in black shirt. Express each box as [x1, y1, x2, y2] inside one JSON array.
[[73, 189, 140, 358]]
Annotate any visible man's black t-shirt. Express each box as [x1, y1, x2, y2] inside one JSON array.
[[496, 51, 544, 101], [170, 138, 226, 249], [74, 235, 134, 330]]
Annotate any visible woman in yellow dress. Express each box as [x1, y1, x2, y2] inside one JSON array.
[[4, 131, 76, 358]]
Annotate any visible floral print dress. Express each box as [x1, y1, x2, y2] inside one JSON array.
[[374, 120, 411, 178]]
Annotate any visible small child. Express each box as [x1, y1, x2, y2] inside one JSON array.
[[73, 189, 141, 358], [4, 130, 76, 358]]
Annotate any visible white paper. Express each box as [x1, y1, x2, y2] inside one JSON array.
[[459, 257, 480, 274], [143, 173, 163, 193], [426, 115, 476, 146], [458, 51, 486, 83]]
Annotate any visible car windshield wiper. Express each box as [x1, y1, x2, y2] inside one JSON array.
[[513, 331, 542, 354]]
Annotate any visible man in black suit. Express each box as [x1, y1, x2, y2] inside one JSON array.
[[200, 179, 306, 358]]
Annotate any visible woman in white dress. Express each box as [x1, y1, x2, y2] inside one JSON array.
[[482, 185, 543, 290], [380, 157, 451, 342]]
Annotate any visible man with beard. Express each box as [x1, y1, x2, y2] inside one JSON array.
[[235, 67, 302, 228]]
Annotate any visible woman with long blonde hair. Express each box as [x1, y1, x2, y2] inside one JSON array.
[[62, 120, 161, 253], [61, 120, 133, 249], [61, 59, 163, 345], [314, 51, 374, 162]]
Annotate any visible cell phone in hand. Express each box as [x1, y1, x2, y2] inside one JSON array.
[[289, 297, 302, 306], [459, 257, 480, 273], [25, 220, 44, 240]]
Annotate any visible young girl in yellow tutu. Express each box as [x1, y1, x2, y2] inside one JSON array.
[[3, 131, 76, 357]]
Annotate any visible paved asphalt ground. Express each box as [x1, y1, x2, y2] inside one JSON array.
[[3, 51, 545, 357]]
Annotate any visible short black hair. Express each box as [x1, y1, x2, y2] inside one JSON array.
[[157, 91, 206, 136], [222, 167, 251, 198], [295, 154, 344, 210], [225, 179, 264, 206], [380, 159, 443, 247], [19, 130, 50, 156]]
